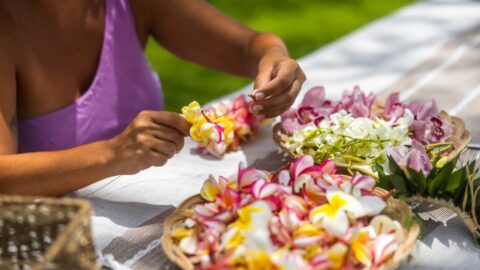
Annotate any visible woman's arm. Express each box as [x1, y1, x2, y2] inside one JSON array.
[[135, 0, 306, 117], [0, 43, 190, 196]]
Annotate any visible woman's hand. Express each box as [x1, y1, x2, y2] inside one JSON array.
[[250, 50, 306, 118], [108, 110, 191, 174]]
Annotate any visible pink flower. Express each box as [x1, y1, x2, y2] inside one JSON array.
[[337, 85, 376, 118], [388, 139, 433, 175], [280, 86, 376, 134], [384, 92, 452, 143]]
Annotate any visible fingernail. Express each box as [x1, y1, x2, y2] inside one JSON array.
[[253, 104, 264, 112], [254, 91, 265, 100]]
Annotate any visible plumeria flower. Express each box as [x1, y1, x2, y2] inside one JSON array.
[[221, 201, 275, 253], [372, 233, 399, 267], [173, 157, 405, 270], [275, 155, 339, 194], [370, 215, 404, 242], [325, 242, 348, 270], [309, 188, 364, 237], [338, 173, 386, 216], [181, 96, 262, 157], [272, 246, 312, 270], [350, 226, 375, 267]]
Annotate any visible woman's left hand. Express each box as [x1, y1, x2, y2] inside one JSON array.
[[250, 51, 306, 118]]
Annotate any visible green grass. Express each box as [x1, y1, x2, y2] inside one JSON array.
[[146, 0, 414, 111]]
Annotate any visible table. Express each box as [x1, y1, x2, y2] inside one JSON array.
[[75, 0, 480, 269]]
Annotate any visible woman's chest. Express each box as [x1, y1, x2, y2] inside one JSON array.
[[14, 5, 105, 120]]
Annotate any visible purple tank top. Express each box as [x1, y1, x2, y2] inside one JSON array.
[[18, 0, 163, 153]]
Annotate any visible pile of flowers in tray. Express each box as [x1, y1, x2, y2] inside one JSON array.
[[163, 156, 418, 270], [182, 95, 262, 157], [275, 86, 466, 176]]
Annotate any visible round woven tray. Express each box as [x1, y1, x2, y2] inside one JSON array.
[[273, 110, 470, 166], [162, 188, 420, 270]]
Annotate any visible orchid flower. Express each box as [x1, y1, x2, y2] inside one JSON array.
[[384, 92, 452, 143], [388, 139, 433, 175]]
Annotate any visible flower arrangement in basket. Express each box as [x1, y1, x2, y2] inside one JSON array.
[[273, 85, 480, 245], [162, 156, 419, 270], [273, 86, 470, 177], [181, 95, 263, 157]]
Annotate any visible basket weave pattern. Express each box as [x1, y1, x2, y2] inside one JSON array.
[[0, 196, 98, 270]]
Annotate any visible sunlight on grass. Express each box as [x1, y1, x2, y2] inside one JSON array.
[[145, 0, 414, 111]]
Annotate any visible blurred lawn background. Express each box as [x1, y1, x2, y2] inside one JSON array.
[[146, 0, 414, 111]]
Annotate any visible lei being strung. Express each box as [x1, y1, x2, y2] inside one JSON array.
[[181, 95, 262, 157], [171, 156, 413, 270]]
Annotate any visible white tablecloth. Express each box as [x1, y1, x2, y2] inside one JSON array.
[[75, 0, 480, 269]]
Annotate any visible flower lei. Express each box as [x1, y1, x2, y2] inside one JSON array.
[[171, 156, 409, 269], [181, 95, 262, 157]]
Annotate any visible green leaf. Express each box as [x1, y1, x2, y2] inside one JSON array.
[[388, 156, 404, 176], [391, 175, 409, 196], [427, 160, 455, 195], [407, 167, 427, 194], [375, 163, 393, 190], [445, 169, 464, 195]]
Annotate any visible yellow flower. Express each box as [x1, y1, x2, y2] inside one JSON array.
[[221, 201, 274, 252], [229, 250, 274, 270], [181, 101, 202, 124], [170, 227, 193, 240], [200, 176, 221, 201], [350, 228, 373, 267], [326, 242, 348, 269], [309, 190, 362, 237]]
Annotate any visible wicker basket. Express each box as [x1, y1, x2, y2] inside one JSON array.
[[273, 110, 470, 167], [162, 188, 420, 270], [0, 195, 99, 270]]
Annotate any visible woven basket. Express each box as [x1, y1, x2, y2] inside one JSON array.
[[162, 188, 420, 270], [273, 110, 470, 167], [0, 195, 99, 270]]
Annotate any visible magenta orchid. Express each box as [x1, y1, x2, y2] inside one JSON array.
[[388, 139, 433, 175], [278, 85, 455, 180], [384, 93, 452, 143]]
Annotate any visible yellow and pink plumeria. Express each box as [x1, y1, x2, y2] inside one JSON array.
[[171, 156, 406, 270], [181, 95, 262, 157]]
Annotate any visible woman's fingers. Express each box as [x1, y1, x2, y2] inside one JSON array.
[[257, 79, 303, 118], [148, 111, 191, 136], [253, 61, 296, 100], [150, 125, 185, 153]]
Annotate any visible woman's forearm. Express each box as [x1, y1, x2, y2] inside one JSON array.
[[245, 33, 289, 77], [0, 140, 117, 196]]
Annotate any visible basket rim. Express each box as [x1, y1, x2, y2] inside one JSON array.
[[162, 187, 419, 270], [0, 195, 97, 269]]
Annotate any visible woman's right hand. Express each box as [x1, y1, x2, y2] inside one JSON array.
[[108, 110, 191, 174]]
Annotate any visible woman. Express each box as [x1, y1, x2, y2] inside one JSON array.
[[0, 0, 305, 196]]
